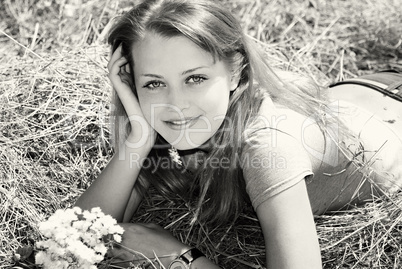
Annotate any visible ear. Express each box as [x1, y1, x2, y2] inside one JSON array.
[[230, 71, 241, 92]]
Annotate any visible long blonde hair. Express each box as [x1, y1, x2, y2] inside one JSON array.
[[108, 0, 330, 225]]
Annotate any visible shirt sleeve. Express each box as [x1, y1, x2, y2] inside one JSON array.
[[241, 127, 314, 210]]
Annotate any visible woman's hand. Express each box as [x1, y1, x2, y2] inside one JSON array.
[[107, 46, 156, 148], [108, 223, 189, 268]]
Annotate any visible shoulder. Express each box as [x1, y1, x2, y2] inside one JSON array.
[[243, 97, 324, 163], [241, 117, 313, 180], [241, 98, 314, 209]]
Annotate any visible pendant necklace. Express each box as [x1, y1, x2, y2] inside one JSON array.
[[168, 146, 183, 166]]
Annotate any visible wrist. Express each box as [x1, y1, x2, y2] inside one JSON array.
[[126, 119, 156, 143], [126, 130, 155, 150], [168, 248, 209, 269], [126, 131, 154, 145], [115, 135, 153, 163]]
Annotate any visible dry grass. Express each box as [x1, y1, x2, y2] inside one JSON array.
[[1, 0, 401, 268], [0, 44, 113, 265]]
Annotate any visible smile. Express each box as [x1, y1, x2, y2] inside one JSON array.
[[164, 116, 200, 130]]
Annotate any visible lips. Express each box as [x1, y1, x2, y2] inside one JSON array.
[[164, 116, 200, 130]]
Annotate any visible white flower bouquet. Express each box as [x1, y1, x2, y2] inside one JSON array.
[[14, 207, 125, 269]]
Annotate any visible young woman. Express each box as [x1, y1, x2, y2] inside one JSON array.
[[75, 0, 402, 268]]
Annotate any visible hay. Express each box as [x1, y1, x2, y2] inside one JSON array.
[[0, 44, 113, 266], [1, 0, 401, 268]]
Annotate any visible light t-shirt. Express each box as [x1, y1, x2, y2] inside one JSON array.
[[241, 99, 402, 213], [241, 125, 314, 209]]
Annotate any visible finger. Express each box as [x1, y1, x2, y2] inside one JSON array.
[[107, 56, 143, 118], [120, 65, 129, 75], [119, 70, 134, 89], [125, 62, 131, 73], [109, 58, 132, 92], [107, 244, 131, 260], [107, 245, 147, 264], [108, 56, 126, 74], [107, 45, 124, 71], [109, 57, 128, 77], [111, 45, 123, 62], [139, 223, 163, 230], [109, 45, 113, 60]]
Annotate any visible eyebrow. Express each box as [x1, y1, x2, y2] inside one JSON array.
[[141, 74, 164, 79], [141, 66, 209, 78], [181, 66, 208, 75]]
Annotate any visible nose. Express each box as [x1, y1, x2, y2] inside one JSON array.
[[167, 87, 190, 111]]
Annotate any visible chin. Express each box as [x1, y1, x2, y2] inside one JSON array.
[[164, 136, 209, 150], [171, 141, 202, 150]]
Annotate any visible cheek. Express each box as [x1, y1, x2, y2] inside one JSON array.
[[204, 84, 231, 113], [137, 94, 169, 130], [136, 94, 154, 123]]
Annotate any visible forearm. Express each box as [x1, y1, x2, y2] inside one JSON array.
[[190, 257, 221, 269], [75, 140, 152, 222], [259, 181, 322, 269]]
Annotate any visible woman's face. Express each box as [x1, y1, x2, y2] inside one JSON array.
[[132, 32, 238, 150]]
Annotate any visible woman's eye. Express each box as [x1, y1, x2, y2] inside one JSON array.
[[143, 81, 164, 89], [187, 75, 207, 85]]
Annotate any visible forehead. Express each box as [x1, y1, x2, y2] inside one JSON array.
[[131, 32, 216, 72]]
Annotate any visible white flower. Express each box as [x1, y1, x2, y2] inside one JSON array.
[[91, 207, 102, 215], [81, 232, 99, 247], [82, 210, 97, 222], [94, 243, 108, 256], [109, 224, 125, 235], [113, 234, 122, 243], [35, 251, 46, 264], [72, 206, 82, 215], [35, 207, 124, 268]]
